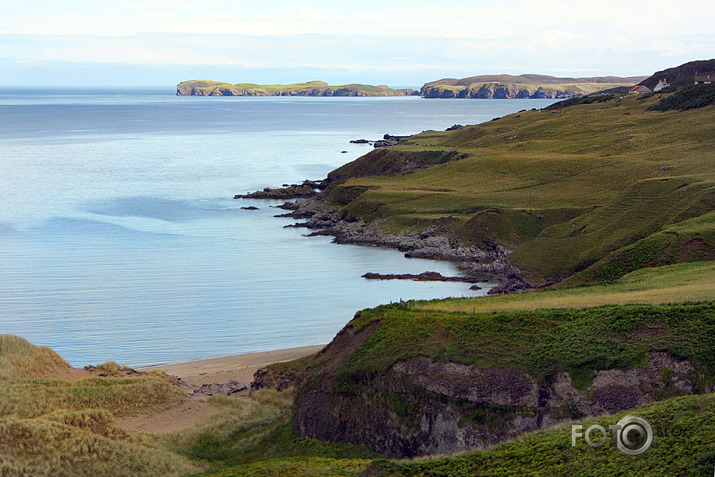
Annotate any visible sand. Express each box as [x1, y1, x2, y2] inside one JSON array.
[[118, 400, 225, 433], [140, 344, 325, 386], [117, 344, 325, 434]]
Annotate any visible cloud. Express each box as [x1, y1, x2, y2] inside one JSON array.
[[0, 0, 713, 85]]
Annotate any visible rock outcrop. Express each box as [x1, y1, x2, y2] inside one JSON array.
[[234, 180, 323, 200], [277, 196, 513, 278], [293, 339, 700, 458]]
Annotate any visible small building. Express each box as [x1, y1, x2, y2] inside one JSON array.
[[628, 85, 652, 94], [653, 79, 670, 92], [694, 73, 713, 84]]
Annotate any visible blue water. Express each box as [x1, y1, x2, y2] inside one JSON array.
[[0, 88, 556, 366]]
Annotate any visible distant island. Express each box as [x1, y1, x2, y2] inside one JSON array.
[[176, 80, 416, 97], [419, 74, 647, 98]]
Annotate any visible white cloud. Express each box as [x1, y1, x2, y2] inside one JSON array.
[[0, 0, 713, 85]]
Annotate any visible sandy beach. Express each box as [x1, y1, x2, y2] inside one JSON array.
[[140, 344, 325, 386]]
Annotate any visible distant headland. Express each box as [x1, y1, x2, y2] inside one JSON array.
[[419, 74, 648, 98], [176, 80, 416, 97], [177, 74, 650, 99]]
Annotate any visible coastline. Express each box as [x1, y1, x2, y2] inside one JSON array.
[[140, 344, 325, 386], [277, 195, 529, 294]]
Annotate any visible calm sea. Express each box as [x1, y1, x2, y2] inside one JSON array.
[[0, 88, 556, 366]]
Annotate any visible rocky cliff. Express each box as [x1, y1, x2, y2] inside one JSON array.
[[420, 74, 645, 99], [292, 302, 713, 458]]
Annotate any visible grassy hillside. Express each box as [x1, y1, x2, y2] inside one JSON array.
[[323, 85, 715, 285], [0, 335, 202, 476], [176, 80, 415, 96], [415, 261, 714, 313], [0, 336, 377, 476], [204, 393, 715, 476], [336, 300, 714, 394]]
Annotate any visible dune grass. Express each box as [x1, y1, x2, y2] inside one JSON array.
[[0, 334, 70, 379], [0, 335, 202, 476]]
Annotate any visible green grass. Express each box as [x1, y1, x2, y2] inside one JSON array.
[[323, 89, 715, 283], [338, 301, 714, 393], [416, 261, 715, 314], [165, 389, 380, 468], [199, 393, 715, 476]]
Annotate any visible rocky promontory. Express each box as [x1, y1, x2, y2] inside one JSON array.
[[177, 80, 416, 97]]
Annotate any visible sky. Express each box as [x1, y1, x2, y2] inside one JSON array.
[[1, 0, 713, 87]]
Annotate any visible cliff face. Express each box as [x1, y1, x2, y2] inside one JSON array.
[[420, 82, 579, 99], [419, 74, 645, 99], [295, 349, 696, 457], [292, 303, 713, 458]]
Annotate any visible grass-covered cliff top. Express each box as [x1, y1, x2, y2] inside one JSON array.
[[176, 80, 415, 96], [324, 84, 715, 285]]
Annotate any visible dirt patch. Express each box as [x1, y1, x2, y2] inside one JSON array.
[[118, 400, 223, 434]]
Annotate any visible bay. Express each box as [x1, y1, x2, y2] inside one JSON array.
[[0, 88, 556, 366]]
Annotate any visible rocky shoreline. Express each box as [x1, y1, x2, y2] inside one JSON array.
[[272, 195, 533, 294]]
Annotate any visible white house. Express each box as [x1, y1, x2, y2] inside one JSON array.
[[653, 79, 670, 92]]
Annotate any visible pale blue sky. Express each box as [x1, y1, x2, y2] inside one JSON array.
[[1, 0, 713, 86]]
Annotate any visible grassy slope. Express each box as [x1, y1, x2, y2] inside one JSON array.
[[326, 88, 715, 283], [416, 261, 714, 313], [337, 300, 714, 393], [178, 80, 413, 96], [198, 261, 715, 475], [0, 336, 377, 476], [0, 336, 202, 476], [204, 393, 715, 476]]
